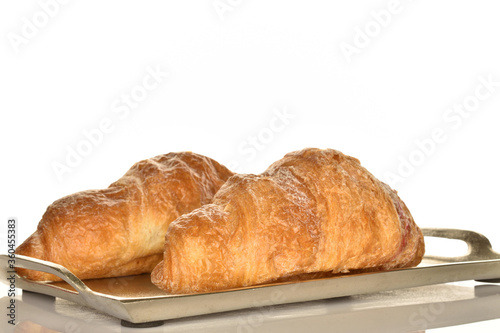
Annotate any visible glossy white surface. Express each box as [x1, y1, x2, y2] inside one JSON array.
[[1, 281, 500, 332]]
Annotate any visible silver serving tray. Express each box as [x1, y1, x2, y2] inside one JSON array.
[[2, 228, 500, 325]]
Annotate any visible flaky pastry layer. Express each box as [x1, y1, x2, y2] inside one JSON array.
[[152, 148, 424, 293], [16, 152, 233, 281]]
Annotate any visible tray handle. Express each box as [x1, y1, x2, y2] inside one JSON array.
[[422, 228, 500, 262], [9, 254, 94, 298], [422, 228, 500, 283]]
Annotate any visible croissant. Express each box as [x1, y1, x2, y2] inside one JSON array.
[[16, 152, 234, 281], [152, 148, 425, 293]]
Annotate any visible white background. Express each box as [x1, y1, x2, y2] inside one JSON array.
[[1, 0, 500, 331]]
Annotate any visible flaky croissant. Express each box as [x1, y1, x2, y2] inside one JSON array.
[[16, 152, 234, 281], [152, 148, 424, 294]]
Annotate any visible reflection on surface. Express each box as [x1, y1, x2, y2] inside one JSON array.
[[50, 273, 170, 299], [1, 282, 499, 333], [15, 321, 61, 333]]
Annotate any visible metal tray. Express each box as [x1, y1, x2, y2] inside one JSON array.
[[2, 228, 500, 325]]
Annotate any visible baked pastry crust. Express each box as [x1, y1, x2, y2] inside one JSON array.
[[16, 152, 234, 281], [151, 148, 424, 293]]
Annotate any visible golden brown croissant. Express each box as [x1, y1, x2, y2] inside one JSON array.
[[151, 148, 425, 294], [16, 152, 234, 281]]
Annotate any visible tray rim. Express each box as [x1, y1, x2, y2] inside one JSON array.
[[2, 228, 500, 323]]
